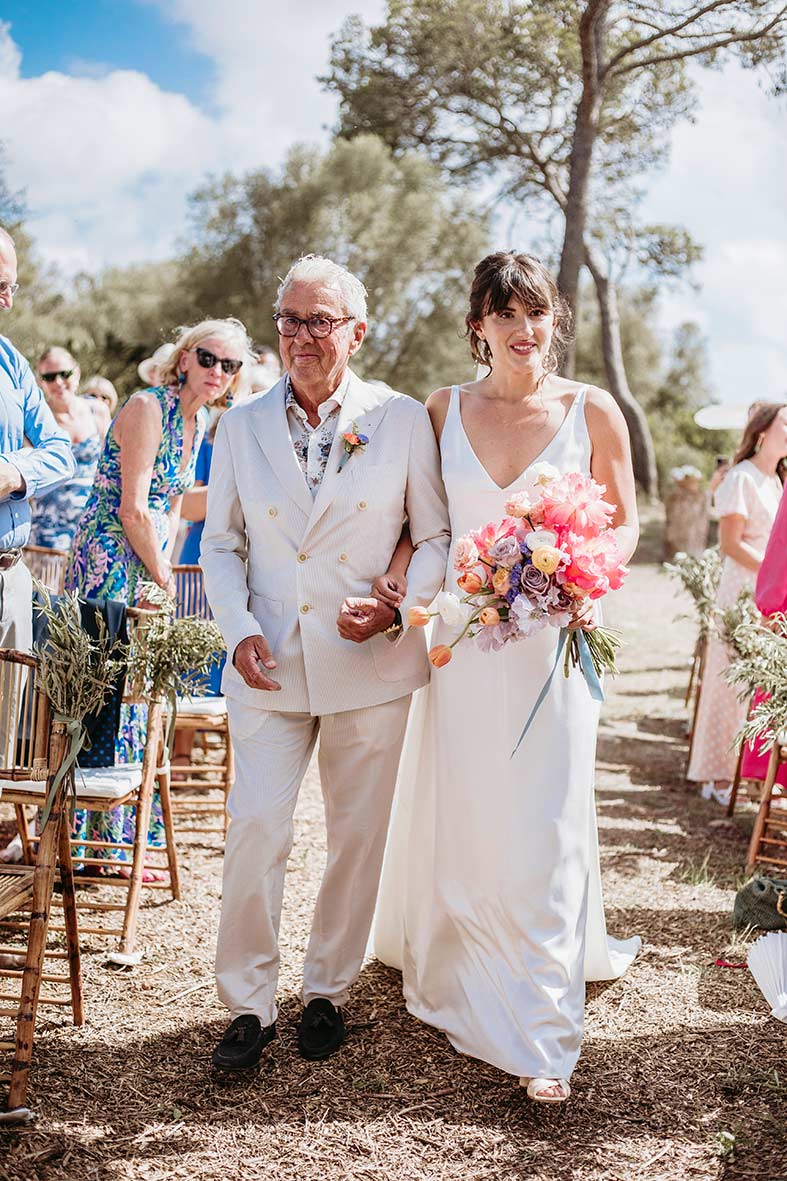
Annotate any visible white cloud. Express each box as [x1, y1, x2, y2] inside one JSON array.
[[0, 2, 384, 271], [642, 63, 787, 404]]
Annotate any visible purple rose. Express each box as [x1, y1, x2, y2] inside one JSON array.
[[488, 535, 521, 567], [521, 564, 550, 595]]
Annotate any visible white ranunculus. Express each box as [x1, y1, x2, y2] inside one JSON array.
[[522, 461, 560, 493], [524, 528, 558, 551], [434, 591, 472, 629]]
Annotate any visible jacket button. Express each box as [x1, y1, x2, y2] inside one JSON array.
[[297, 552, 308, 563], [339, 552, 348, 562], [357, 500, 367, 510], [268, 506, 278, 517], [300, 604, 310, 614]]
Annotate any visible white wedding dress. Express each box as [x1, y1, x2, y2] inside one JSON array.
[[374, 386, 640, 1081]]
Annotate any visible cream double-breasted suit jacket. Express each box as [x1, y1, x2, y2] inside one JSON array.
[[200, 370, 451, 714]]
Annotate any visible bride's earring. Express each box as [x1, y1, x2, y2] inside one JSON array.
[[755, 434, 763, 453]]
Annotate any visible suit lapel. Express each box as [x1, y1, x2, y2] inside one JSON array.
[[247, 377, 313, 518], [303, 370, 391, 539]]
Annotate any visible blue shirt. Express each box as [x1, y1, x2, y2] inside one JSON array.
[[0, 335, 76, 550]]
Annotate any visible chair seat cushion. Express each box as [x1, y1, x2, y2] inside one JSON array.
[[175, 695, 227, 717], [10, 763, 144, 801]]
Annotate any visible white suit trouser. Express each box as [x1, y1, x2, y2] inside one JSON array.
[[216, 694, 411, 1025]]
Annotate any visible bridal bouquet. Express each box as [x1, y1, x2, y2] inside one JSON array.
[[409, 463, 628, 751]]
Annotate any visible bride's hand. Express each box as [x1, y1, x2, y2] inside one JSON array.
[[371, 572, 407, 610], [567, 599, 597, 633]]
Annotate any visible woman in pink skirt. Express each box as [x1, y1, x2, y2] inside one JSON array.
[[688, 403, 787, 805], [739, 482, 787, 788]]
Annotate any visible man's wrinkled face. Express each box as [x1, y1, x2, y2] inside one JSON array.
[[0, 246, 18, 310], [277, 280, 365, 392]]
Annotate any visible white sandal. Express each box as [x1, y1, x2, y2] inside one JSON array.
[[520, 1077, 571, 1104]]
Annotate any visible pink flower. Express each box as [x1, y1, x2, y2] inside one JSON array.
[[472, 518, 519, 562], [453, 536, 480, 571], [539, 472, 615, 538], [557, 531, 629, 599]]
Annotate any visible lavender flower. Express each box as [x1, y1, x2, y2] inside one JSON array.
[[488, 535, 521, 567]]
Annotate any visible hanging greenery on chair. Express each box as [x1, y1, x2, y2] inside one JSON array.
[[33, 583, 128, 822], [127, 582, 225, 706], [728, 614, 787, 751], [663, 547, 722, 639]]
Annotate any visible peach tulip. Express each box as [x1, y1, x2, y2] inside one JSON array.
[[479, 606, 500, 627], [428, 644, 452, 668], [457, 571, 484, 594], [408, 606, 431, 627]]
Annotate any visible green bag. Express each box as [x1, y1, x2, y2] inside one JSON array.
[[733, 876, 787, 930]]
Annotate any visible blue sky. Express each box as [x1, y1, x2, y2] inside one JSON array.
[[4, 0, 212, 104], [0, 1, 786, 407]]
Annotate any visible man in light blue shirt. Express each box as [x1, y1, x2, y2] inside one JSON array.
[[0, 226, 75, 652]]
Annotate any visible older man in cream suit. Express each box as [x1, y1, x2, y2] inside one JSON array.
[[201, 255, 450, 1070]]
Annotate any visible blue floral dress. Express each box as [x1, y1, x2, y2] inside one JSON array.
[[29, 429, 101, 551], [66, 385, 208, 863]]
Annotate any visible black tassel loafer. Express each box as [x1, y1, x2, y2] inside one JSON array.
[[212, 1015, 276, 1071], [297, 998, 346, 1061]]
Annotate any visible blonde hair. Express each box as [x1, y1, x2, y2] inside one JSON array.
[[38, 345, 79, 373], [158, 317, 255, 405], [83, 375, 118, 413]]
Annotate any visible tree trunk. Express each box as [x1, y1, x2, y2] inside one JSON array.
[[557, 0, 610, 375], [585, 247, 658, 496]]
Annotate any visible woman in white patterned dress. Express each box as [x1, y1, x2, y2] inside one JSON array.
[[687, 402, 787, 804], [371, 253, 641, 1105]]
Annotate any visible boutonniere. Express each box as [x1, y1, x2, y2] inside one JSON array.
[[337, 422, 369, 472]]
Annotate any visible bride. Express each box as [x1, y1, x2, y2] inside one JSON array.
[[371, 251, 641, 1104]]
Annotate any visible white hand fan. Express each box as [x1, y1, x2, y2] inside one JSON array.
[[747, 931, 787, 1022]]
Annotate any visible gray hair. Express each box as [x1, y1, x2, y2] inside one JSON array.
[[275, 254, 368, 321]]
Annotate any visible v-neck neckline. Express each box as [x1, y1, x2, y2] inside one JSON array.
[[455, 387, 583, 491]]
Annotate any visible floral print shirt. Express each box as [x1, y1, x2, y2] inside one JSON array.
[[285, 373, 349, 496]]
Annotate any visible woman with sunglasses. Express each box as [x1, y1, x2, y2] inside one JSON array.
[[28, 346, 111, 550], [66, 317, 253, 876]]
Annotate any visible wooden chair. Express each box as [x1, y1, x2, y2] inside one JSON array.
[[22, 546, 68, 595], [0, 650, 83, 1123], [170, 565, 232, 837], [5, 611, 181, 965], [746, 734, 787, 874]]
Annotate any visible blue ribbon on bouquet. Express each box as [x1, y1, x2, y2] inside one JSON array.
[[511, 627, 605, 758]]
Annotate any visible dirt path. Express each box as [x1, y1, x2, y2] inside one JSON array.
[[2, 559, 785, 1181]]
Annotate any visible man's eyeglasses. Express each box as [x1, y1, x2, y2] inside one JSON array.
[[41, 369, 75, 383], [0, 281, 19, 298], [192, 347, 243, 376], [272, 313, 355, 339]]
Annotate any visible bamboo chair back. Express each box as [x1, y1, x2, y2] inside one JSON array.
[[23, 546, 68, 595], [0, 650, 82, 1121], [747, 738, 787, 874], [173, 565, 211, 620], [170, 566, 231, 837], [0, 651, 49, 781]]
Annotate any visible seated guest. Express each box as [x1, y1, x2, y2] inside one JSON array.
[[688, 403, 787, 805], [29, 346, 108, 550], [82, 374, 118, 417]]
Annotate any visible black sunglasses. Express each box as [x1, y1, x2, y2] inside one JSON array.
[[41, 369, 75, 382], [192, 347, 243, 376]]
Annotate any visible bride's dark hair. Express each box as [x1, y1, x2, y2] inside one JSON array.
[[465, 251, 571, 376]]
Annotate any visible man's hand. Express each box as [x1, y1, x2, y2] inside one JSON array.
[[232, 634, 281, 691], [337, 597, 395, 644], [0, 461, 24, 501]]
